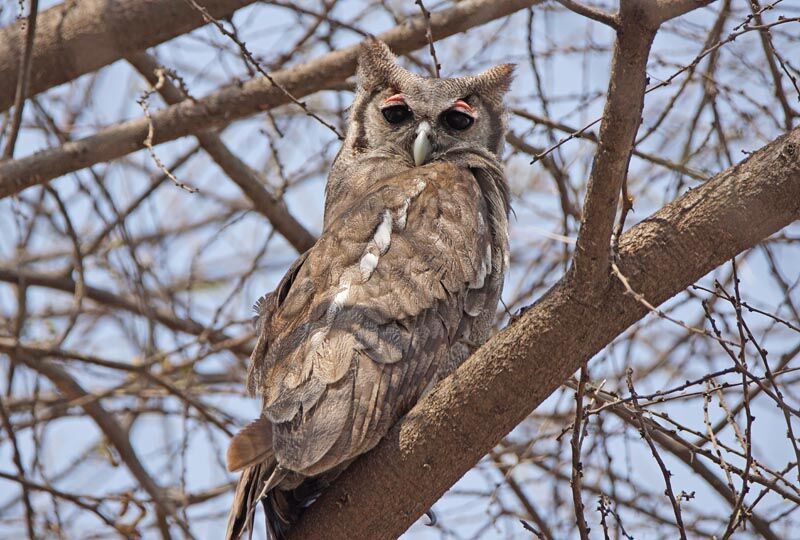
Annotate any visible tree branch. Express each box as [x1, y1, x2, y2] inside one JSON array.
[[0, 0, 543, 199], [512, 109, 708, 180], [287, 125, 800, 540], [0, 0, 257, 112], [556, 0, 619, 29], [0, 266, 250, 354], [127, 52, 316, 253], [586, 384, 781, 540], [2, 0, 38, 160], [9, 352, 186, 538], [570, 1, 656, 289], [653, 0, 718, 24]]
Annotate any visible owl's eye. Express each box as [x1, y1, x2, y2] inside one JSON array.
[[382, 105, 412, 124], [442, 109, 474, 131]]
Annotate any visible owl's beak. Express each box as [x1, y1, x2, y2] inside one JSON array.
[[413, 121, 433, 166]]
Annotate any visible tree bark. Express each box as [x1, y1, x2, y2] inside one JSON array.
[[0, 0, 256, 112], [286, 126, 800, 540]]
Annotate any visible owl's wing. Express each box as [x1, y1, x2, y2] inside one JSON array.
[[246, 161, 495, 476]]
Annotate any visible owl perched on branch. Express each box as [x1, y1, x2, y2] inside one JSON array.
[[226, 38, 513, 539]]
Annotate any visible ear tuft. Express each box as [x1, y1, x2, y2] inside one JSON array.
[[357, 37, 402, 91], [471, 63, 516, 102]]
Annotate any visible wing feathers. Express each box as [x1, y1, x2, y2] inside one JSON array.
[[243, 161, 501, 478], [273, 375, 354, 473]]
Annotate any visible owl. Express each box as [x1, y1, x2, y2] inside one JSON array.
[[225, 38, 513, 539]]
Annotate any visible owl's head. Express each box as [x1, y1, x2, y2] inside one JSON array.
[[344, 38, 514, 168]]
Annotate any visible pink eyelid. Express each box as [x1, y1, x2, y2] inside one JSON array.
[[453, 100, 475, 114], [383, 94, 406, 105]]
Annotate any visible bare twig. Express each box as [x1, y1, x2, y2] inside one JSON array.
[[2, 0, 38, 159], [570, 366, 591, 539], [415, 0, 442, 76], [556, 0, 619, 29]]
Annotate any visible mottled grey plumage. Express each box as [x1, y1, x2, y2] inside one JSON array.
[[226, 38, 513, 539]]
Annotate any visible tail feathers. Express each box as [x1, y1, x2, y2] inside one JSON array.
[[227, 416, 273, 473], [226, 462, 326, 540], [226, 463, 265, 540]]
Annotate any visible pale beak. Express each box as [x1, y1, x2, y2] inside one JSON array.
[[413, 121, 433, 166]]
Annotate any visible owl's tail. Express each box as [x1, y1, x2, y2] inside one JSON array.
[[225, 417, 322, 539], [225, 461, 324, 540]]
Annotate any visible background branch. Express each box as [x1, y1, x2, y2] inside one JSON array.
[[0, 0, 543, 199], [0, 0, 256, 112]]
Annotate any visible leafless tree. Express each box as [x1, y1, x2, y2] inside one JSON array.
[[0, 0, 798, 538]]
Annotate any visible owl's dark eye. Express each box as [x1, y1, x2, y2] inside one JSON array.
[[442, 109, 474, 131], [382, 105, 412, 124]]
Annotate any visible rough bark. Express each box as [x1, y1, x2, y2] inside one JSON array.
[[571, 3, 656, 287], [0, 0, 542, 199], [0, 0, 256, 112], [286, 126, 800, 540]]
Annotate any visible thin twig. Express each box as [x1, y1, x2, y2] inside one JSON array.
[[570, 366, 591, 540], [626, 370, 689, 540], [2, 0, 38, 159], [415, 0, 442, 77], [182, 0, 343, 139]]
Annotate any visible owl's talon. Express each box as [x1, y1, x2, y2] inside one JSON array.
[[425, 509, 438, 527]]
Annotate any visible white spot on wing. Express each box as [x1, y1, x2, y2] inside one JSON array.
[[307, 278, 352, 361], [470, 267, 486, 289], [327, 280, 351, 321], [360, 252, 379, 280], [374, 210, 392, 253], [477, 211, 487, 235], [333, 282, 350, 308], [469, 243, 493, 289], [310, 330, 326, 348]]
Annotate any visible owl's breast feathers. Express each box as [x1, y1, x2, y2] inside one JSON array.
[[232, 161, 505, 479]]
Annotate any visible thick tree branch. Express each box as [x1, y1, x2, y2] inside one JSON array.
[[570, 2, 656, 289], [0, 0, 256, 112], [0, 0, 543, 199], [569, 0, 718, 288], [287, 125, 800, 540]]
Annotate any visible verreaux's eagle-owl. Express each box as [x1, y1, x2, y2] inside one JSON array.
[[226, 38, 513, 539]]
